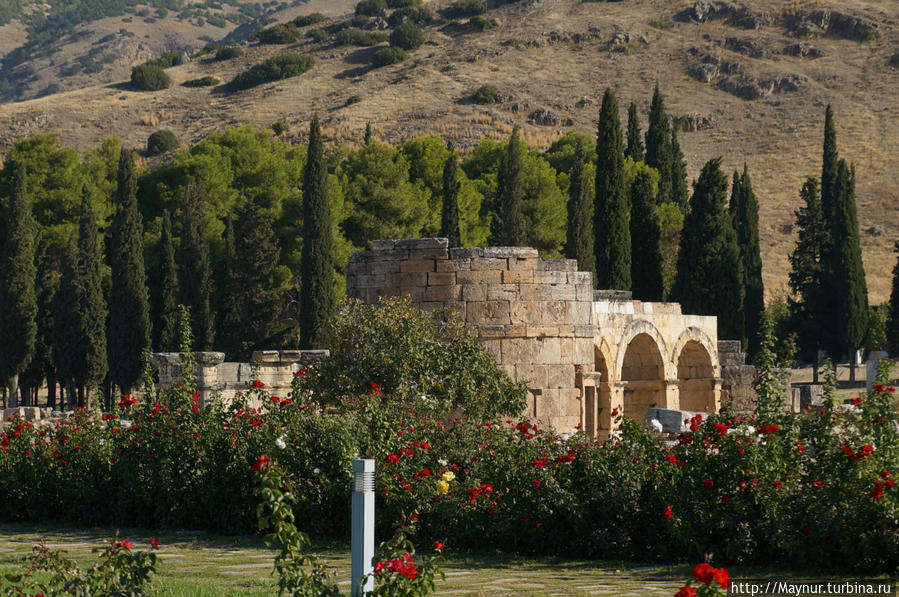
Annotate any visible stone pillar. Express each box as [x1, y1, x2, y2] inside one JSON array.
[[152, 353, 183, 389], [664, 380, 680, 410], [866, 351, 890, 395], [195, 352, 225, 408]]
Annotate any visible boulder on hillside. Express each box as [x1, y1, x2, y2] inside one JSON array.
[[527, 108, 561, 126], [783, 42, 824, 58]]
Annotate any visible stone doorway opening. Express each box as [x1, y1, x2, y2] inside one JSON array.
[[620, 333, 665, 422], [677, 340, 716, 412]]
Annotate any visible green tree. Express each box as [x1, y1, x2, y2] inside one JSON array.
[[788, 178, 827, 380], [565, 136, 594, 278], [216, 216, 242, 359], [107, 149, 151, 395], [672, 158, 744, 341], [155, 210, 179, 352], [53, 236, 80, 406], [625, 102, 644, 162], [730, 165, 764, 357], [629, 170, 664, 301], [490, 126, 527, 246], [594, 87, 630, 290], [440, 149, 462, 248], [300, 115, 335, 350], [887, 241, 899, 357], [20, 241, 59, 406], [178, 183, 215, 350], [0, 165, 37, 406], [644, 83, 672, 205], [364, 122, 374, 146], [72, 185, 108, 405], [820, 104, 839, 229], [669, 127, 689, 213], [827, 160, 868, 380]]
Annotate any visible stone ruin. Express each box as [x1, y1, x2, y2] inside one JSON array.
[[345, 238, 756, 438]]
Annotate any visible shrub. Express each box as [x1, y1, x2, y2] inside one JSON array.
[[181, 76, 220, 87], [146, 129, 179, 155], [335, 28, 388, 46], [355, 0, 387, 16], [389, 21, 423, 50], [387, 0, 422, 7], [345, 94, 361, 105], [371, 46, 407, 67], [145, 50, 185, 69], [307, 28, 329, 42], [215, 45, 243, 60], [387, 6, 433, 26], [445, 0, 487, 18], [271, 121, 288, 135], [255, 23, 302, 44], [293, 12, 325, 27], [472, 83, 500, 104], [469, 15, 496, 31], [130, 63, 171, 91], [226, 54, 315, 92], [350, 14, 371, 27]]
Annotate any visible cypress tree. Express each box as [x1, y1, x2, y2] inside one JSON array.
[[820, 104, 839, 227], [594, 87, 631, 290], [231, 197, 282, 359], [178, 183, 214, 350], [300, 115, 335, 350], [788, 178, 827, 380], [828, 160, 868, 380], [440, 149, 462, 248], [21, 241, 58, 406], [107, 149, 151, 395], [53, 235, 80, 404], [672, 157, 744, 341], [491, 126, 527, 246], [73, 185, 108, 402], [364, 122, 374, 146], [888, 241, 899, 357], [0, 164, 37, 407], [625, 102, 644, 162], [730, 165, 764, 357], [669, 127, 689, 213], [629, 170, 664, 301], [644, 83, 672, 205], [155, 210, 179, 351], [217, 216, 242, 359], [565, 136, 595, 278]]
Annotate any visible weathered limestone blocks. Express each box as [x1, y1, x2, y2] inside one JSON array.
[[718, 341, 757, 413]]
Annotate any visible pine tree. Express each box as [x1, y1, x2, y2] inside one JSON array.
[[672, 157, 744, 341], [440, 149, 462, 248], [729, 165, 764, 357], [107, 149, 151, 395], [178, 183, 214, 350], [887, 241, 899, 357], [594, 87, 631, 290], [155, 209, 179, 351], [73, 185, 108, 401], [669, 127, 689, 213], [231, 198, 282, 359], [644, 83, 672, 205], [300, 115, 335, 350], [629, 170, 664, 301], [828, 159, 868, 379], [565, 136, 595, 278], [491, 126, 527, 246], [217, 216, 242, 360], [0, 164, 37, 406], [788, 178, 827, 379], [625, 102, 644, 162]]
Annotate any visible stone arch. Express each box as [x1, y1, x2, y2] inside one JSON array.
[[619, 331, 667, 422], [586, 340, 614, 437], [674, 328, 718, 412], [670, 327, 719, 372], [615, 320, 671, 381]]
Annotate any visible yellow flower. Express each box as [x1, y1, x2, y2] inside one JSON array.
[[436, 480, 449, 494], [441, 471, 455, 482]]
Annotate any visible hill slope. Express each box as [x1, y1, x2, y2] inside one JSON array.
[[0, 0, 897, 303]]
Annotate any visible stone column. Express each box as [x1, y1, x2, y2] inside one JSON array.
[[195, 352, 225, 408], [664, 380, 680, 410]]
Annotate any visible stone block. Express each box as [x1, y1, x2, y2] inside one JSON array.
[[409, 247, 449, 261], [423, 285, 461, 302], [541, 300, 572, 324], [545, 285, 576, 300], [502, 270, 534, 284], [483, 247, 538, 259], [505, 325, 528, 337], [462, 284, 487, 302], [593, 289, 633, 301], [574, 338, 593, 364], [470, 257, 509, 271], [527, 325, 559, 338], [452, 258, 471, 271], [435, 259, 457, 272], [467, 300, 511, 325], [394, 272, 428, 287], [499, 363, 517, 381], [478, 325, 508, 338], [572, 301, 592, 324], [487, 284, 519, 301], [644, 407, 706, 433], [4, 407, 41, 421], [502, 338, 535, 363], [516, 363, 548, 389], [400, 260, 436, 273], [510, 300, 540, 325], [372, 239, 397, 251], [418, 301, 445, 312], [252, 350, 281, 363], [576, 284, 594, 301], [368, 260, 402, 275], [507, 255, 539, 270], [397, 286, 425, 301], [546, 364, 575, 389], [450, 247, 484, 259], [533, 270, 568, 284], [479, 339, 503, 360], [456, 270, 502, 285], [538, 259, 577, 271], [353, 274, 387, 288], [427, 272, 456, 286], [537, 337, 562, 365], [568, 271, 593, 285], [574, 325, 595, 338], [517, 284, 556, 301]]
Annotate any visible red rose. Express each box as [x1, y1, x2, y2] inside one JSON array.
[[675, 587, 698, 597], [118, 540, 133, 550], [150, 537, 161, 550], [850, 397, 861, 406], [812, 480, 823, 487], [872, 481, 885, 500], [712, 567, 731, 589], [703, 479, 714, 488], [385, 453, 400, 464], [663, 505, 674, 521], [532, 479, 541, 489], [434, 541, 444, 552], [251, 455, 269, 472], [692, 563, 716, 585], [252, 379, 265, 388]]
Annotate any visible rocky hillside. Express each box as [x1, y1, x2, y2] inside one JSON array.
[[0, 0, 897, 303]]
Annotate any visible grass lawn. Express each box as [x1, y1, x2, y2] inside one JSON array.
[[0, 523, 700, 596]]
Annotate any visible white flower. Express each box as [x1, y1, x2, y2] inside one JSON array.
[[649, 419, 663, 433], [275, 436, 287, 450], [313, 467, 321, 474], [438, 458, 448, 466]]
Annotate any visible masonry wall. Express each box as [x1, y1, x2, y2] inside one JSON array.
[[345, 238, 595, 430]]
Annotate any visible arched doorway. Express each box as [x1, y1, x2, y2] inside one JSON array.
[[620, 333, 666, 422], [677, 340, 716, 412], [585, 345, 613, 437]]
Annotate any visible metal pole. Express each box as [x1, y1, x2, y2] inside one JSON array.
[[351, 458, 375, 597]]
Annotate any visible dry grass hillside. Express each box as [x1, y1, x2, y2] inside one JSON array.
[[0, 0, 897, 303]]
